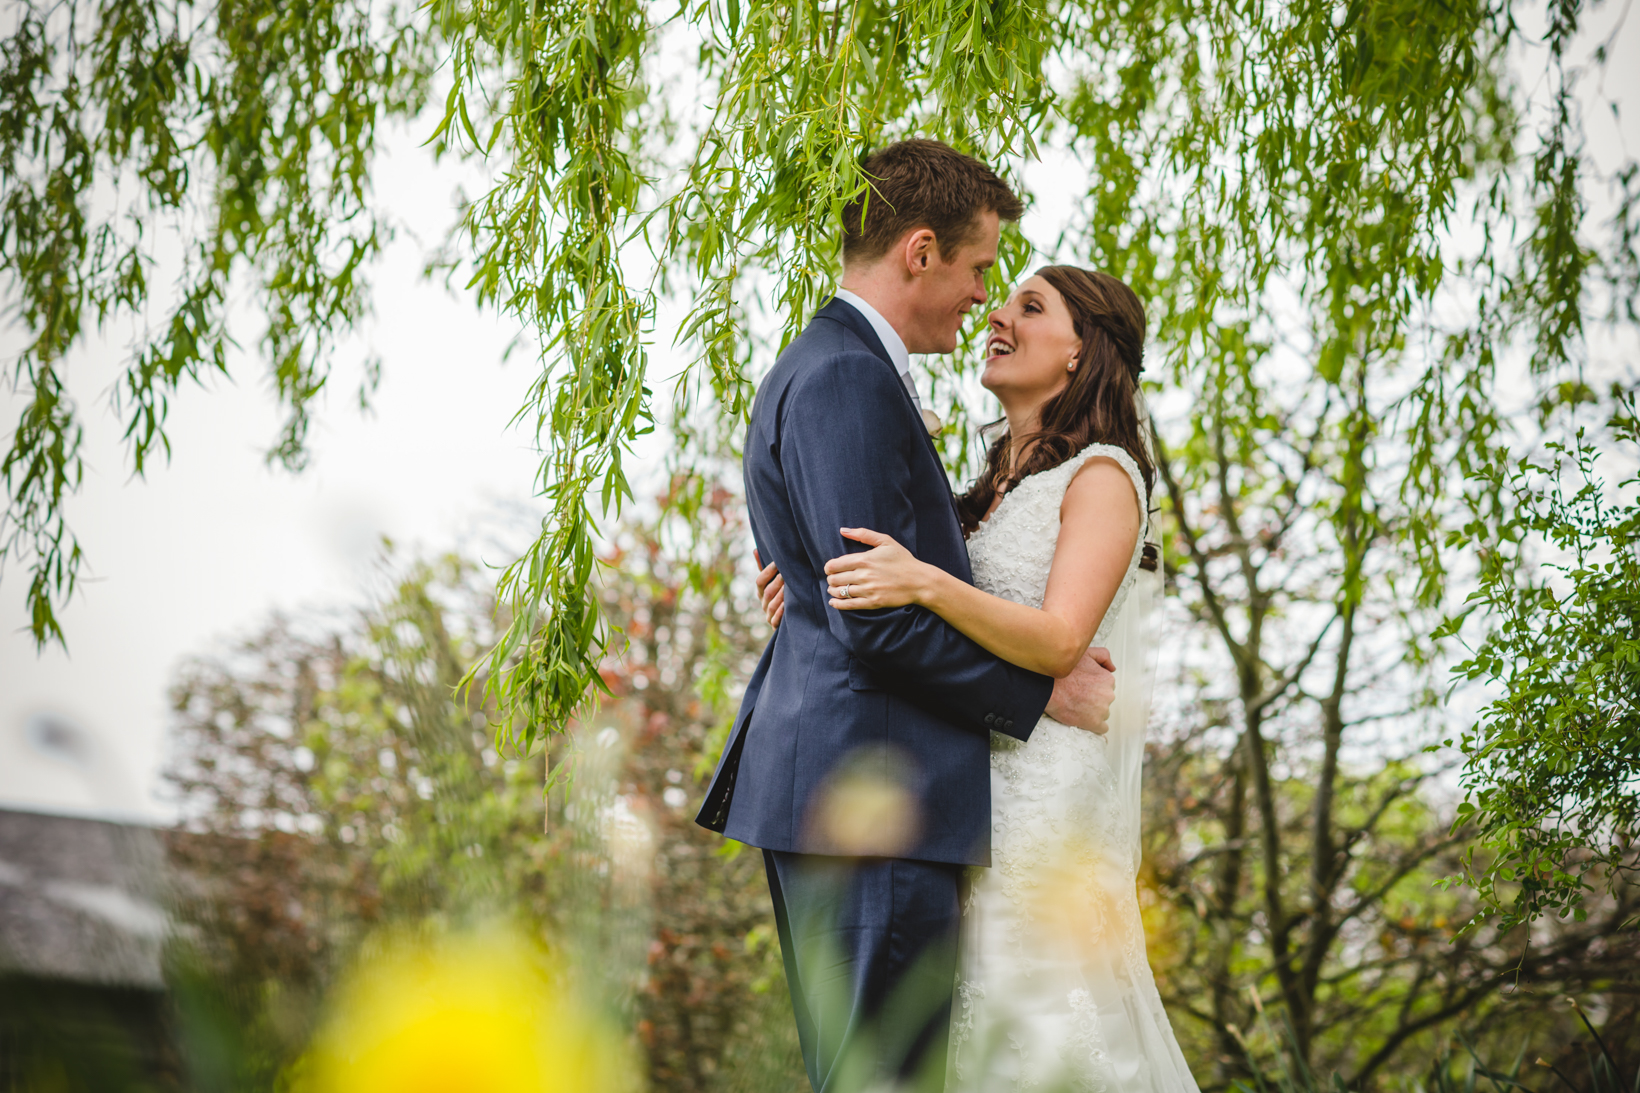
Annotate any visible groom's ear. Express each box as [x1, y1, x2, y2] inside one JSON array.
[[902, 227, 939, 275]]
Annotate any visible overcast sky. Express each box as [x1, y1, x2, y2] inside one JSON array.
[[4, 9, 1636, 822]]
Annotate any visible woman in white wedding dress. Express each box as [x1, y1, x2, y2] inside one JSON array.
[[763, 266, 1199, 1093]]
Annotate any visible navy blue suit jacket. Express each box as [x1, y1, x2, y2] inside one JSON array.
[[695, 298, 1054, 866]]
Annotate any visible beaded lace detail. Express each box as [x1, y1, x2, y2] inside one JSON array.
[[948, 445, 1198, 1093], [965, 443, 1148, 643]]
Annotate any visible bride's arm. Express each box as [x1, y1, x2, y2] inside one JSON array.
[[824, 457, 1139, 679]]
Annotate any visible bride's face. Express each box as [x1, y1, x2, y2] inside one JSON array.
[[981, 275, 1082, 412]]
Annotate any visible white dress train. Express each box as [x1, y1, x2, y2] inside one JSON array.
[[949, 443, 1199, 1093]]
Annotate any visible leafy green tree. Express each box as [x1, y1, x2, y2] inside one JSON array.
[[1445, 387, 1639, 931], [164, 554, 553, 1082], [1117, 299, 1637, 1079]]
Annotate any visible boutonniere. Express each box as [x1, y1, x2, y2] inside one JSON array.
[[921, 408, 944, 437]]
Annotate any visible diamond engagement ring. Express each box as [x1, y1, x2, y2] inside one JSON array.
[[844, 584, 853, 599]]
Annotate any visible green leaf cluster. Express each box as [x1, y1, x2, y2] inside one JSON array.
[[1448, 387, 1640, 932]]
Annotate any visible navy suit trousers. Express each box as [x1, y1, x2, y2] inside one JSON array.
[[764, 850, 963, 1093]]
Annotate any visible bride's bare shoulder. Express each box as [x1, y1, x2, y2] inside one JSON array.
[[1061, 454, 1140, 525]]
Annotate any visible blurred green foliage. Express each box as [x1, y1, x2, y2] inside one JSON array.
[[164, 553, 561, 1085], [161, 489, 801, 1092]]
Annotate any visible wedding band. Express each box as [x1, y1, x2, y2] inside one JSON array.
[[844, 584, 853, 599]]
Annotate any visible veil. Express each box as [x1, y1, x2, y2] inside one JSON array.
[[1101, 389, 1161, 871], [1103, 559, 1160, 870]]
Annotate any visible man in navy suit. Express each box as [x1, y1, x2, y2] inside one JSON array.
[[696, 140, 1115, 1092]]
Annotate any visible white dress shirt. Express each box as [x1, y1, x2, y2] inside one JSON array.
[[834, 288, 924, 414]]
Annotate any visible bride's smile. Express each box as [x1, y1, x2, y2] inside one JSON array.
[[981, 274, 1084, 412]]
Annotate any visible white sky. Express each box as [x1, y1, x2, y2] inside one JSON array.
[[3, 8, 1636, 822]]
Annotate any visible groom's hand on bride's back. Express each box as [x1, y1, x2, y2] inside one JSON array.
[[1047, 647, 1116, 735], [755, 551, 785, 628]]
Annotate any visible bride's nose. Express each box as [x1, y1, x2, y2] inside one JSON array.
[[988, 310, 1006, 331]]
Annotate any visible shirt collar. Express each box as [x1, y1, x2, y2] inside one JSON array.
[[833, 288, 911, 376]]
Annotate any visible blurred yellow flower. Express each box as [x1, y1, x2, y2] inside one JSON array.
[[297, 928, 638, 1093], [805, 744, 922, 858]]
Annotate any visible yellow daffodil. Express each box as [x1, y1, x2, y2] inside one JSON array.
[[297, 928, 638, 1093]]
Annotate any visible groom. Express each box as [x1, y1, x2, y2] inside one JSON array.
[[696, 139, 1115, 1092]]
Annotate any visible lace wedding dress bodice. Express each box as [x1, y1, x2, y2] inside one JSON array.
[[966, 443, 1149, 648], [950, 444, 1199, 1093]]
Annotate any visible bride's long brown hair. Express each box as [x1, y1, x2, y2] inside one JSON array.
[[954, 265, 1155, 539]]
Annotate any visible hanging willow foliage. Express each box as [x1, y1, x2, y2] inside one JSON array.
[[3, 0, 1633, 771], [422, 0, 1636, 769], [1, 0, 432, 642]]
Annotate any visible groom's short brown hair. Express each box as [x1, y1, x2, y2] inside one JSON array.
[[841, 139, 1024, 266]]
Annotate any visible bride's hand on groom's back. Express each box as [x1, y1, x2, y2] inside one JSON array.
[[1046, 647, 1116, 735], [755, 551, 785, 628]]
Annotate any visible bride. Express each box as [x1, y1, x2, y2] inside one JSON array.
[[758, 265, 1198, 1093]]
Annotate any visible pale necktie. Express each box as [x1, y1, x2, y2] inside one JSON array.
[[901, 371, 942, 436]]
